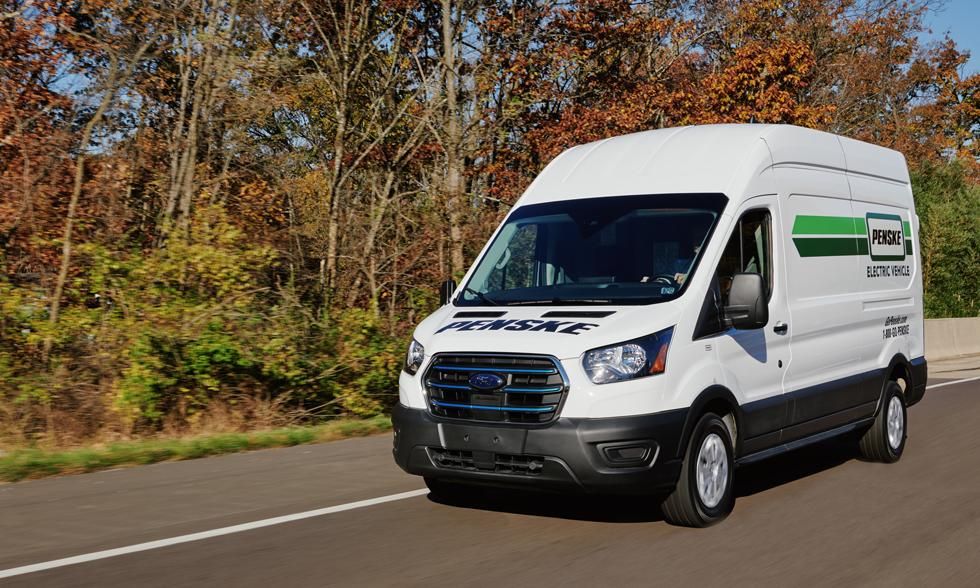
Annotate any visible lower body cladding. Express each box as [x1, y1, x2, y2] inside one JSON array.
[[391, 403, 685, 494]]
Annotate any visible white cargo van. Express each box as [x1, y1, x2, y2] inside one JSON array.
[[392, 124, 927, 526]]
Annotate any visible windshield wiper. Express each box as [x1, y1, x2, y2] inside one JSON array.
[[463, 287, 500, 306], [506, 298, 616, 306]]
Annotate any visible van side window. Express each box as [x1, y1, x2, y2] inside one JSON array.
[[716, 209, 772, 305]]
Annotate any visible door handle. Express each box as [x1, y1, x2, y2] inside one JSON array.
[[773, 321, 788, 335]]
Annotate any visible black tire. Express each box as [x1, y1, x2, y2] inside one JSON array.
[[859, 381, 906, 463], [661, 413, 735, 527]]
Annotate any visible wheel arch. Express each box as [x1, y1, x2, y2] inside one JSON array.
[[877, 353, 912, 416], [675, 385, 743, 459]]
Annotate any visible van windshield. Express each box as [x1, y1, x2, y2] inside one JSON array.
[[457, 193, 728, 306]]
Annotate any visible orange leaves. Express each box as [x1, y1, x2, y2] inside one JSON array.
[[893, 40, 980, 175], [0, 1, 79, 274], [688, 40, 835, 126], [1, 1, 975, 304], [227, 180, 288, 237], [484, 0, 976, 202]]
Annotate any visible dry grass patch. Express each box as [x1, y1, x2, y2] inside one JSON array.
[[0, 415, 391, 483]]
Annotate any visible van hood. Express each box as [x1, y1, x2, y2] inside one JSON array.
[[413, 303, 682, 361]]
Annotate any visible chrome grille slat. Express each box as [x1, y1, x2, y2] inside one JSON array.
[[432, 365, 556, 374], [423, 353, 568, 424]]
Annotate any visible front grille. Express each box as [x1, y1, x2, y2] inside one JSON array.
[[423, 353, 567, 424], [428, 448, 545, 475]]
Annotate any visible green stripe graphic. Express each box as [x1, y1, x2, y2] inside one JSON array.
[[792, 237, 867, 257], [792, 216, 865, 235], [791, 214, 912, 258], [792, 216, 913, 237]]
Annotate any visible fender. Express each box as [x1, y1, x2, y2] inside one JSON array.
[[675, 385, 743, 459], [877, 353, 913, 415]]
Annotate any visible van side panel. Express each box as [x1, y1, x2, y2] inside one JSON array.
[[846, 175, 922, 383], [778, 170, 875, 427]]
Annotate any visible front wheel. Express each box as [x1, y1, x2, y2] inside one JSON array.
[[859, 381, 906, 463], [661, 413, 735, 527]]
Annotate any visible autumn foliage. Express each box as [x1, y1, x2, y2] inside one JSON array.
[[0, 0, 977, 445]]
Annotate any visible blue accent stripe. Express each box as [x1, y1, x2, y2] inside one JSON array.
[[426, 382, 472, 390], [431, 400, 555, 413], [427, 382, 561, 394], [503, 386, 563, 394], [433, 365, 556, 374]]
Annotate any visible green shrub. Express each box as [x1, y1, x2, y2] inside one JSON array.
[[0, 204, 412, 441], [324, 308, 403, 417], [912, 162, 980, 318]]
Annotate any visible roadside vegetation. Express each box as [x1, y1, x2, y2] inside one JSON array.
[[912, 163, 980, 319], [0, 415, 391, 482], [1, 1, 978, 453]]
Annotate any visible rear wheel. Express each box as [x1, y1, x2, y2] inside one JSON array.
[[859, 381, 906, 463], [661, 413, 735, 527]]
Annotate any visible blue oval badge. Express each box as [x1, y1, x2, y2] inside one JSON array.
[[468, 373, 505, 390]]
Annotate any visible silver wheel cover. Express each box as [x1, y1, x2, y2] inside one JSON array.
[[696, 432, 729, 509], [886, 395, 904, 450]]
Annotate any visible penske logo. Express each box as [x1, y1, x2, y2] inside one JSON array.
[[870, 228, 903, 246], [435, 319, 598, 335], [866, 213, 906, 261]]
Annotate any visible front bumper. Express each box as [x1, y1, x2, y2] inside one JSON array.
[[391, 403, 686, 494]]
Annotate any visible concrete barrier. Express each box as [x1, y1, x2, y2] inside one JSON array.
[[925, 317, 980, 360]]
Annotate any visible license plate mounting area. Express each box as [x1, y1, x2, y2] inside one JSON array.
[[438, 423, 527, 454]]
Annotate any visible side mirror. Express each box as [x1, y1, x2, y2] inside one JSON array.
[[439, 279, 457, 306], [725, 273, 768, 330]]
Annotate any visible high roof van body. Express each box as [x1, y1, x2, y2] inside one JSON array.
[[392, 124, 927, 526]]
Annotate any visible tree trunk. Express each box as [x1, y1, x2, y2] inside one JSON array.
[[442, 0, 465, 276], [44, 60, 120, 361]]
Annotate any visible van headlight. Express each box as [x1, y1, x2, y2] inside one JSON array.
[[583, 327, 674, 384], [404, 338, 425, 375]]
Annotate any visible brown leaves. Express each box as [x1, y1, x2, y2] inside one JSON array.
[[686, 40, 835, 126], [483, 0, 976, 201]]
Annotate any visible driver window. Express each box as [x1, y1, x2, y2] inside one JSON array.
[[486, 224, 539, 290], [716, 209, 772, 305]]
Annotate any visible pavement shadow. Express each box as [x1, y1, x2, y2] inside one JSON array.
[[427, 488, 665, 523], [427, 436, 861, 522], [734, 435, 860, 497]]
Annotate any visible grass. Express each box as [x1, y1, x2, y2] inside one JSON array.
[[0, 415, 391, 483]]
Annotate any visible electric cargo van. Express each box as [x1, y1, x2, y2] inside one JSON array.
[[392, 124, 927, 527]]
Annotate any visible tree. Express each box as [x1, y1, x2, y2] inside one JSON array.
[[912, 162, 980, 318]]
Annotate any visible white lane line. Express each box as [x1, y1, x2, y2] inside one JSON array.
[[0, 488, 428, 579], [926, 375, 980, 390]]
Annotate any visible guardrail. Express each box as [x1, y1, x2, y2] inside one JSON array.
[[925, 317, 980, 360]]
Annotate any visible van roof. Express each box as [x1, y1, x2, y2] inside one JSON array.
[[518, 124, 909, 207]]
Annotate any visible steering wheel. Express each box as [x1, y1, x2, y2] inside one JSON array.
[[649, 274, 680, 287]]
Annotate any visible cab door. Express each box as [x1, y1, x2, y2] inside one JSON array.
[[709, 195, 791, 452]]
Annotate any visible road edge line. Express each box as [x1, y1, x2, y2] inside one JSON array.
[[0, 488, 428, 579], [925, 375, 980, 390]]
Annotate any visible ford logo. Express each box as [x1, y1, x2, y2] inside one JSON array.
[[468, 373, 505, 390]]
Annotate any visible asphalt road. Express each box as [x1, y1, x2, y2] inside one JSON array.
[[2, 372, 979, 587]]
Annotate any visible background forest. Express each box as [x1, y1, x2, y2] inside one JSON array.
[[1, 0, 978, 447]]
